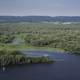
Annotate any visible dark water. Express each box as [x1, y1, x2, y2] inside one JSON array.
[[0, 51, 80, 80]]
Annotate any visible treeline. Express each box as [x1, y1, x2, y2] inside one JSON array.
[[0, 16, 80, 22]]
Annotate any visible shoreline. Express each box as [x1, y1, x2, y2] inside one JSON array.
[[0, 44, 65, 52], [0, 50, 54, 68]]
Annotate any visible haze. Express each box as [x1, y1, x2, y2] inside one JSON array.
[[0, 0, 80, 16]]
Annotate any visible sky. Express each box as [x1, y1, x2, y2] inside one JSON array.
[[0, 0, 80, 16]]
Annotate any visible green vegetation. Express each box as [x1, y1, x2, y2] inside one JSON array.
[[0, 22, 80, 67], [0, 50, 53, 67], [0, 35, 14, 43], [0, 22, 80, 54]]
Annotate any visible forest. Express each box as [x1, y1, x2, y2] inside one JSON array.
[[0, 22, 80, 54], [0, 22, 80, 67]]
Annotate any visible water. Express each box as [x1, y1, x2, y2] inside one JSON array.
[[0, 51, 80, 80]]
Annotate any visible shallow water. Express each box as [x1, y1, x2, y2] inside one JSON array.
[[0, 51, 80, 80]]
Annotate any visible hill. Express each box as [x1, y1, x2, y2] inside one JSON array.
[[0, 16, 80, 22]]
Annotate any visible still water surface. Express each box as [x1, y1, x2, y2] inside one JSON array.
[[0, 51, 80, 80]]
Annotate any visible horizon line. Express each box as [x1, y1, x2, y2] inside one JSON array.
[[0, 15, 80, 17]]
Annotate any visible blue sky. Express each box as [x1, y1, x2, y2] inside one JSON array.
[[0, 0, 80, 16]]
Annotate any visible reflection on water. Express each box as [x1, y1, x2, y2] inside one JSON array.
[[0, 51, 80, 80]]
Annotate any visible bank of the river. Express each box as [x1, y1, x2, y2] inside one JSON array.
[[1, 44, 80, 56], [0, 44, 65, 52]]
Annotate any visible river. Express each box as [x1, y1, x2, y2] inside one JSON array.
[[0, 51, 80, 80]]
